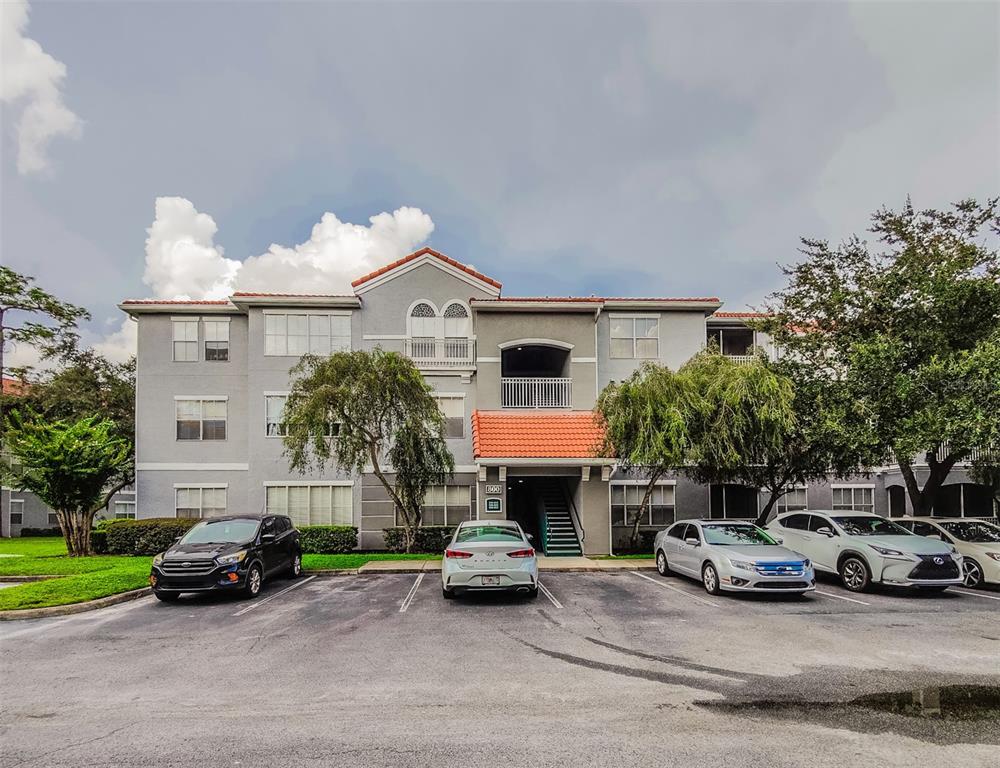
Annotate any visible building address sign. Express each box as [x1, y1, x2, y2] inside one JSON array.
[[484, 484, 503, 494]]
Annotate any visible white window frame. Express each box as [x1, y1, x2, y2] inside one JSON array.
[[203, 317, 230, 362], [175, 396, 228, 441], [9, 499, 24, 526], [434, 393, 466, 439], [831, 485, 875, 514], [396, 484, 473, 527], [776, 486, 808, 515], [264, 311, 351, 357], [172, 318, 199, 362], [264, 482, 353, 526], [113, 500, 137, 519], [609, 314, 659, 359], [174, 485, 228, 519], [609, 480, 676, 527], [263, 392, 338, 438]]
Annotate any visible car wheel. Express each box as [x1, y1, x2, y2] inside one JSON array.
[[962, 559, 984, 589], [287, 552, 302, 579], [243, 563, 263, 599], [656, 550, 671, 576], [154, 591, 179, 603], [839, 556, 871, 593], [702, 563, 721, 595], [442, 586, 455, 600]]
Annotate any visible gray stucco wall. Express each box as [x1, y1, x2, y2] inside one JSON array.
[[597, 310, 707, 389]]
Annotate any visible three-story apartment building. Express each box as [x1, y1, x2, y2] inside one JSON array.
[[119, 247, 997, 554]]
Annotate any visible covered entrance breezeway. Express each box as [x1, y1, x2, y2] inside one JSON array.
[[505, 474, 583, 556]]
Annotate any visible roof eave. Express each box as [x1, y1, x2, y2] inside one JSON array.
[[118, 302, 239, 316], [229, 295, 362, 310]]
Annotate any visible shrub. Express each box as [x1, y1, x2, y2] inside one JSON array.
[[18, 527, 61, 537], [382, 525, 455, 553], [103, 518, 200, 555], [90, 529, 109, 554], [298, 526, 357, 554]]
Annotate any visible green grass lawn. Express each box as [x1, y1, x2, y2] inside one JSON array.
[[303, 553, 438, 570], [0, 537, 152, 612]]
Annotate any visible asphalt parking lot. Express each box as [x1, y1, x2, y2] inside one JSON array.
[[2, 570, 999, 767]]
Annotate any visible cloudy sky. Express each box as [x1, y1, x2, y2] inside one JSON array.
[[2, 0, 997, 364]]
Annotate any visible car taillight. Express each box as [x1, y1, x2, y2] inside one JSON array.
[[506, 548, 535, 558], [445, 549, 474, 559]]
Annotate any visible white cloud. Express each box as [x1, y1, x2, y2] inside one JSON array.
[[92, 318, 137, 364], [0, 0, 81, 174], [141, 197, 435, 299]]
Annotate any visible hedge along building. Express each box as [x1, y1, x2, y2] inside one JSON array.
[[117, 248, 998, 555]]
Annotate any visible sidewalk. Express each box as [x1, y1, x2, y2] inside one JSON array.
[[351, 556, 656, 574]]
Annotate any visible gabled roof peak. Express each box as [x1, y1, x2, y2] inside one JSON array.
[[350, 247, 502, 293]]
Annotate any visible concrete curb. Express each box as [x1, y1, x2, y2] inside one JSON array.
[[0, 587, 152, 622], [350, 559, 659, 574], [302, 569, 360, 576]]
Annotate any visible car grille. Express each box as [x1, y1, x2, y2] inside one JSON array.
[[754, 562, 806, 577], [753, 581, 809, 589], [908, 555, 960, 580], [159, 561, 217, 576]]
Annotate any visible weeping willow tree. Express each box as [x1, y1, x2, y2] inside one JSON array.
[[0, 413, 132, 555], [596, 363, 696, 548], [282, 349, 454, 553], [682, 350, 844, 526]]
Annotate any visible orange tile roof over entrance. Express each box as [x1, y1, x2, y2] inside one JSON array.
[[471, 410, 606, 459]]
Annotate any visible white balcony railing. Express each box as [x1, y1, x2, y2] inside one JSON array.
[[501, 377, 572, 409], [724, 354, 755, 365], [403, 337, 476, 368]]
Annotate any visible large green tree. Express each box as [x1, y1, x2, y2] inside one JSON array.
[[282, 349, 454, 552], [1, 267, 89, 530], [596, 362, 696, 548], [1, 414, 131, 555], [762, 199, 1000, 516]]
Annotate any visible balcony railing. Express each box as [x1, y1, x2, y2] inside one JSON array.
[[403, 337, 476, 368], [501, 377, 572, 409], [724, 354, 755, 365]]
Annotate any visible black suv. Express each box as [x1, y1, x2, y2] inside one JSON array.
[[150, 514, 301, 602]]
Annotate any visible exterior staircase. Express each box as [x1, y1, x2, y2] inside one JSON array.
[[538, 481, 583, 556]]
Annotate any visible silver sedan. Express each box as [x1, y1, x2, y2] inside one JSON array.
[[441, 520, 539, 599], [653, 520, 816, 595]]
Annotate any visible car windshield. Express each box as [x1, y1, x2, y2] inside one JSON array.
[[831, 516, 909, 536], [702, 524, 776, 546], [180, 519, 260, 545], [939, 520, 1000, 543], [455, 526, 524, 543]]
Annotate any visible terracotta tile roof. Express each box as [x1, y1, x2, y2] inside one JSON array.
[[2, 377, 28, 396], [471, 296, 721, 303], [120, 299, 231, 305], [231, 292, 356, 298], [351, 247, 502, 290], [471, 410, 606, 459]]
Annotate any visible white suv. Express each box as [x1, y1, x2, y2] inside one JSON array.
[[766, 510, 963, 593]]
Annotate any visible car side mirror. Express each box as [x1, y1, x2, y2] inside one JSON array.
[[772, 536, 784, 545], [685, 537, 700, 546], [816, 526, 835, 537], [261, 533, 276, 542], [526, 533, 534, 542], [173, 536, 182, 543]]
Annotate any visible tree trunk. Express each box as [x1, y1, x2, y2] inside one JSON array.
[[629, 471, 662, 550], [755, 487, 786, 528], [59, 509, 94, 556], [367, 444, 416, 553], [898, 451, 960, 517]]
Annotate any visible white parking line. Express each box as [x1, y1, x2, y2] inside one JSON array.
[[232, 575, 316, 617], [399, 573, 424, 613], [537, 581, 562, 609], [951, 587, 1000, 602], [814, 589, 871, 606], [631, 571, 719, 608]]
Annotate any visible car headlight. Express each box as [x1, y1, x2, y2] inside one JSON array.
[[986, 552, 1000, 562], [728, 558, 755, 571], [867, 544, 911, 559], [152, 552, 164, 566], [216, 550, 248, 566]]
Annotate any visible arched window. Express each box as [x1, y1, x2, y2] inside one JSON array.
[[409, 302, 437, 339], [442, 302, 470, 339]]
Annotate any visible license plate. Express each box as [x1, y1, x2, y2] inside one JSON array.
[[481, 575, 501, 586]]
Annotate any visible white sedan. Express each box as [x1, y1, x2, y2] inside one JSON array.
[[441, 520, 538, 600]]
